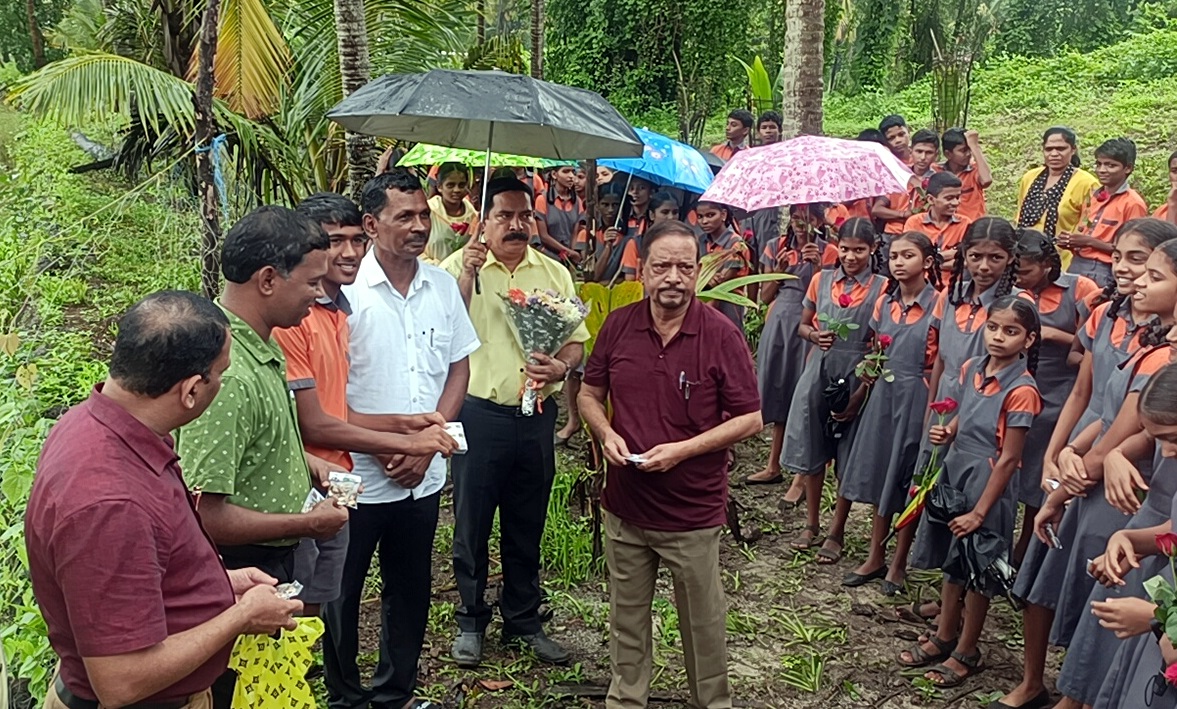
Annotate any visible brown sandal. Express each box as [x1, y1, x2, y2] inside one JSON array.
[[790, 525, 821, 550], [897, 634, 956, 669]]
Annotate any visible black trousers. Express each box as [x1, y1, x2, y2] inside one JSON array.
[[452, 396, 556, 637], [322, 492, 440, 709], [210, 544, 296, 709]]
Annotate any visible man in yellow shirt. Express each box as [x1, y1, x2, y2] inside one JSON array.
[[441, 178, 590, 668]]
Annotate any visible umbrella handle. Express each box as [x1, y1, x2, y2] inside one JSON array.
[[474, 129, 494, 297]]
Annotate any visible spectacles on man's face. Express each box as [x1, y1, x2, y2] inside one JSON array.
[[648, 261, 697, 276]]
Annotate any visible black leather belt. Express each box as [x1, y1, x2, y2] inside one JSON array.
[[55, 675, 188, 709]]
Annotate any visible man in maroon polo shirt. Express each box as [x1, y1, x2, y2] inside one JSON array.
[[578, 220, 762, 709], [25, 291, 301, 709]]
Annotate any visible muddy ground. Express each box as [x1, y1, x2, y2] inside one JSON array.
[[325, 428, 1057, 709]]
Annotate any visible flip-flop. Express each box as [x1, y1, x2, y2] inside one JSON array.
[[790, 525, 822, 550], [897, 635, 956, 669], [816, 536, 844, 564], [924, 650, 985, 687], [842, 567, 886, 587], [743, 472, 785, 485]]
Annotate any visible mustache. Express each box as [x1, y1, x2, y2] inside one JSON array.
[[503, 232, 530, 242]]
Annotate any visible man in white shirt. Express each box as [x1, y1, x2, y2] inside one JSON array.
[[322, 169, 479, 709]]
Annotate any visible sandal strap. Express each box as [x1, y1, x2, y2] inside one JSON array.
[[929, 635, 956, 653], [950, 650, 982, 669]]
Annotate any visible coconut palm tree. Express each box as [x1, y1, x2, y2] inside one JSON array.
[[780, 0, 824, 137], [529, 0, 543, 78], [332, 0, 375, 196]]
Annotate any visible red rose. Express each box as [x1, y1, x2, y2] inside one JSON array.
[[834, 217, 847, 228], [1157, 532, 1177, 557], [878, 334, 893, 348], [1166, 663, 1177, 687], [921, 178, 930, 191], [909, 485, 920, 497], [838, 294, 853, 307], [929, 398, 959, 415], [452, 222, 470, 235], [1095, 188, 1110, 202], [743, 229, 755, 240]]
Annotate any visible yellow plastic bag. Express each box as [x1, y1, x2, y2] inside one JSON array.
[[227, 617, 324, 709]]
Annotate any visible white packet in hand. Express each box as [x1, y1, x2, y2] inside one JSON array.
[[445, 422, 468, 454], [327, 471, 362, 508], [301, 488, 325, 513]]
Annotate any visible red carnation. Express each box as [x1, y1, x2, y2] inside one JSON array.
[[929, 398, 958, 416], [1157, 532, 1177, 557], [878, 334, 893, 348], [1095, 188, 1110, 203], [838, 294, 853, 307]]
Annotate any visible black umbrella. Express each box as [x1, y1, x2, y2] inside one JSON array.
[[698, 148, 726, 175], [327, 70, 643, 160], [927, 483, 1021, 605], [327, 70, 643, 291]]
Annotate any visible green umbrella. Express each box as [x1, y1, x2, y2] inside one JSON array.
[[397, 143, 577, 169]]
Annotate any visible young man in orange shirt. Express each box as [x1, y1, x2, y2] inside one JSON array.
[[903, 171, 972, 281], [1058, 138, 1149, 285], [940, 128, 993, 221], [879, 115, 913, 165], [711, 109, 753, 161]]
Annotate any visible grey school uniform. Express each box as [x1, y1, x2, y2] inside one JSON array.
[[839, 283, 939, 517], [755, 226, 833, 423], [781, 268, 888, 474], [910, 356, 1039, 581], [697, 226, 751, 331], [1014, 301, 1149, 606], [1016, 274, 1094, 507], [1057, 454, 1177, 705]]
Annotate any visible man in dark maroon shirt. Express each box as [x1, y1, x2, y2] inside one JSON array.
[[579, 220, 762, 709], [25, 291, 302, 709]]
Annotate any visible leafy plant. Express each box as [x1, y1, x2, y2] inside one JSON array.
[[780, 652, 824, 692], [733, 55, 776, 114]]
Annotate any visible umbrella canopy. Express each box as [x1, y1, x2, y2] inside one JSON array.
[[700, 135, 913, 212], [397, 143, 576, 169], [327, 69, 643, 160], [699, 148, 727, 173], [597, 128, 714, 193]]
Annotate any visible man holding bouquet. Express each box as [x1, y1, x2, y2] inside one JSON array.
[[441, 177, 590, 667], [578, 220, 763, 709]]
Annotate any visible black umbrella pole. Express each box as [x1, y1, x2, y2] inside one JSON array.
[[474, 134, 493, 296]]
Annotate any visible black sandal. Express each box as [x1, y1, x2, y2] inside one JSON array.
[[897, 634, 956, 669], [816, 535, 844, 564], [790, 525, 821, 550], [924, 650, 985, 687]]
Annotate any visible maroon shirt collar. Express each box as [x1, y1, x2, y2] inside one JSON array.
[[84, 384, 179, 476], [634, 297, 703, 338]]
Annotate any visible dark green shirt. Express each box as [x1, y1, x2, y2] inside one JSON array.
[[177, 305, 310, 545]]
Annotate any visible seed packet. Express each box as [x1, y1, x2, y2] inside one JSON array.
[[445, 422, 468, 454], [301, 488, 325, 514], [327, 471, 362, 508], [275, 581, 303, 600]]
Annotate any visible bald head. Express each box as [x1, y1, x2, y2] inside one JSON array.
[[109, 291, 230, 397]]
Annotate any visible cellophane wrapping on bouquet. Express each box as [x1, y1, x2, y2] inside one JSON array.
[[500, 288, 588, 415]]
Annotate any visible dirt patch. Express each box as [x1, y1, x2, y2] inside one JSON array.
[[337, 429, 1049, 708]]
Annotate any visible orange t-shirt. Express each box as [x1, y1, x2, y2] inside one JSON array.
[[844, 199, 874, 221], [878, 191, 911, 235], [1075, 185, 1149, 264], [1152, 203, 1171, 221], [825, 204, 851, 228], [903, 212, 973, 282], [938, 163, 987, 221], [272, 298, 353, 472]]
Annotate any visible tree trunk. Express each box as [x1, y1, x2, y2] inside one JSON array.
[[530, 0, 544, 79], [780, 0, 825, 138], [26, 0, 45, 69], [194, 0, 223, 300], [476, 0, 485, 42], [335, 0, 375, 198]]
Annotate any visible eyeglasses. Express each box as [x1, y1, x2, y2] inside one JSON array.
[[649, 261, 697, 276]]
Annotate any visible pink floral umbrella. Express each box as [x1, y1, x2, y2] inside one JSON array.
[[700, 135, 913, 211]]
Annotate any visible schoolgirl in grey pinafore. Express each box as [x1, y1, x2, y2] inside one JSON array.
[[1046, 342, 1170, 647], [781, 268, 888, 474], [839, 282, 940, 517], [910, 356, 1040, 578], [1013, 299, 1152, 607], [756, 221, 835, 423], [1094, 487, 1177, 709], [1057, 453, 1177, 705], [1016, 274, 1094, 507]]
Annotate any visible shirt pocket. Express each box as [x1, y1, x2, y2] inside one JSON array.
[[424, 329, 452, 376], [664, 374, 718, 433]]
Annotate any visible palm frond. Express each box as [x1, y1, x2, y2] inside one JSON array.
[[188, 0, 292, 118], [8, 52, 197, 136]]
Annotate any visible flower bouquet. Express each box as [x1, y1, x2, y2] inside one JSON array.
[[501, 288, 588, 416], [1146, 532, 1177, 639], [818, 293, 860, 340], [854, 333, 894, 383]]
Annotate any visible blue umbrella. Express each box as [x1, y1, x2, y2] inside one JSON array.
[[597, 128, 714, 194]]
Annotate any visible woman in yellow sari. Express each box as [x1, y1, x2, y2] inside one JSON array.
[[1014, 127, 1099, 268]]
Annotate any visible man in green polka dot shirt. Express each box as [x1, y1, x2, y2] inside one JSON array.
[[176, 207, 351, 684]]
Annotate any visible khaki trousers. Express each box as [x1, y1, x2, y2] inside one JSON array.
[[604, 511, 732, 709], [44, 677, 212, 709]]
